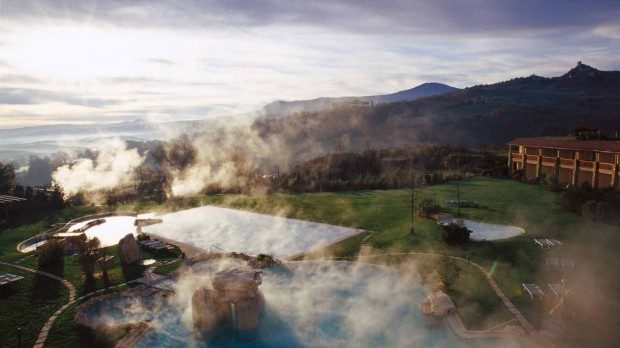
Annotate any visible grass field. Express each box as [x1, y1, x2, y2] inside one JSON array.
[[194, 177, 620, 329], [0, 206, 181, 346], [0, 176, 617, 344]]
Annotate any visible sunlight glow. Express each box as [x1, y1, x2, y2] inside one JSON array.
[[8, 26, 142, 79]]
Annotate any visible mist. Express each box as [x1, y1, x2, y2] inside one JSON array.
[[52, 139, 144, 198]]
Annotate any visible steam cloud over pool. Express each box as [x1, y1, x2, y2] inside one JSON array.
[[143, 206, 362, 259], [110, 261, 489, 347]]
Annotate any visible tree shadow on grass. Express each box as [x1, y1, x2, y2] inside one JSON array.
[[121, 263, 145, 283], [33, 262, 64, 302]]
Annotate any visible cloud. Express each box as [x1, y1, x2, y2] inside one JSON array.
[[3, 0, 619, 35], [0, 87, 121, 107], [0, 0, 619, 127]]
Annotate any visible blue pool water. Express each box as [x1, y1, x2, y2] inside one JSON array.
[[84, 261, 508, 347]]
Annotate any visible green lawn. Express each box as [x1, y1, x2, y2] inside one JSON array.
[[194, 177, 620, 329], [0, 265, 70, 347], [0, 176, 617, 343]]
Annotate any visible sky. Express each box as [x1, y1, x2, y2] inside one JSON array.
[[0, 0, 619, 127]]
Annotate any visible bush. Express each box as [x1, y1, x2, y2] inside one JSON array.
[[441, 223, 471, 245], [595, 202, 611, 222], [581, 200, 598, 221], [543, 175, 560, 192], [418, 198, 441, 218], [437, 253, 460, 290], [38, 239, 65, 266]]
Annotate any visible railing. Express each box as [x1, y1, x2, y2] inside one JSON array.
[[541, 156, 556, 165], [526, 155, 539, 162], [560, 158, 575, 167], [599, 163, 615, 171], [580, 160, 594, 170], [511, 153, 523, 160]]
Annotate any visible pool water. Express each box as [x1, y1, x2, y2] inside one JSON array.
[[456, 219, 524, 241], [68, 215, 148, 247], [121, 261, 501, 347], [142, 206, 362, 259]]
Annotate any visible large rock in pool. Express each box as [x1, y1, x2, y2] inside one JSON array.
[[420, 290, 456, 316], [212, 269, 262, 292], [117, 233, 140, 265], [192, 287, 231, 334]]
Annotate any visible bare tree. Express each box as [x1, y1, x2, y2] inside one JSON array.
[[404, 157, 423, 234]]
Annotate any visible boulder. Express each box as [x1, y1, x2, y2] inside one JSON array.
[[212, 269, 262, 292], [192, 288, 230, 334], [235, 298, 259, 338], [117, 233, 140, 265], [420, 290, 456, 316]]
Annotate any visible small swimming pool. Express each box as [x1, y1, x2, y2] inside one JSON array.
[[67, 215, 148, 248], [456, 219, 524, 241]]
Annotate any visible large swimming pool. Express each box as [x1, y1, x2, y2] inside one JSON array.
[[88, 261, 508, 347], [142, 206, 363, 259]]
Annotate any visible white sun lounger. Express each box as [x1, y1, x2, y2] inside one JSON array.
[[548, 283, 564, 297], [546, 257, 559, 270], [547, 239, 563, 248], [523, 283, 544, 300], [534, 239, 552, 249], [561, 259, 575, 269]]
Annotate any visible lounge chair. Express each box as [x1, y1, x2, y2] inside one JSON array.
[[546, 257, 559, 270], [523, 283, 544, 300]]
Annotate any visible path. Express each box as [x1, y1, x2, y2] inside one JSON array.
[[0, 261, 139, 348], [0, 261, 75, 348]]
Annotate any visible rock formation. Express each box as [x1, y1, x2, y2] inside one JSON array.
[[192, 269, 263, 341], [117, 233, 140, 265], [420, 290, 456, 316]]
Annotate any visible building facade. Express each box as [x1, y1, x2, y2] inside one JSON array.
[[507, 138, 620, 191]]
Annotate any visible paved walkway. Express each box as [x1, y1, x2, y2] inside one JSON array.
[[0, 261, 75, 348], [0, 261, 138, 348]]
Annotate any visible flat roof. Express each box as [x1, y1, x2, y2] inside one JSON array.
[[508, 138, 620, 154]]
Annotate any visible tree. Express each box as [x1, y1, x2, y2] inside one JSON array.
[[23, 155, 52, 186], [49, 181, 65, 208], [441, 223, 471, 244], [0, 162, 15, 194], [437, 253, 460, 290], [167, 133, 196, 170], [403, 157, 423, 234], [12, 184, 24, 197], [75, 236, 101, 282], [38, 239, 65, 266], [24, 186, 34, 200]]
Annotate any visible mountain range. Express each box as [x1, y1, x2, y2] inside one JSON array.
[[260, 82, 458, 117], [252, 62, 620, 160], [2, 62, 618, 165]]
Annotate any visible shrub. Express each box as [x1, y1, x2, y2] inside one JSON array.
[[38, 239, 65, 266], [441, 223, 471, 245], [543, 175, 560, 192], [437, 253, 460, 290], [595, 201, 611, 222], [581, 200, 598, 221], [418, 198, 441, 218]]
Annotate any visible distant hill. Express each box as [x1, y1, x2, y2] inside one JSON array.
[[252, 62, 620, 161], [261, 82, 458, 117]]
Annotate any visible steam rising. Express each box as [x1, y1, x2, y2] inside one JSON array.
[[101, 260, 492, 347], [170, 129, 289, 197], [52, 139, 144, 197]]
